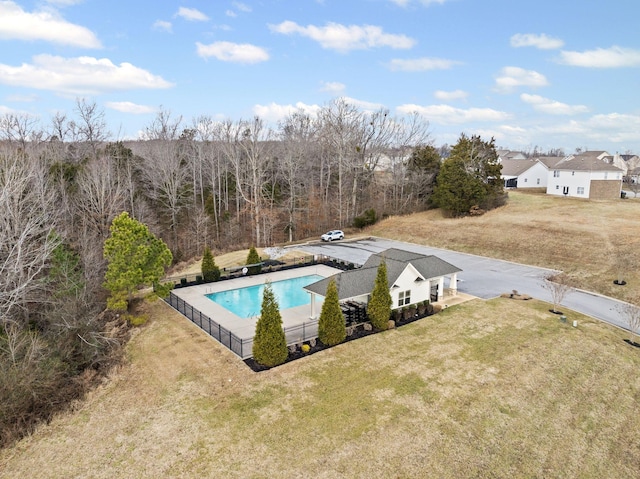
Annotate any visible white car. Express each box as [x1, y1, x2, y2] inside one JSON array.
[[321, 230, 344, 242]]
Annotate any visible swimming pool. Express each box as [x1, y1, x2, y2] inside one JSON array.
[[205, 274, 324, 318]]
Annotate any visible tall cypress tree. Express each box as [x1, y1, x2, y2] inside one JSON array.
[[368, 259, 392, 330], [318, 279, 346, 346], [252, 282, 288, 367], [201, 246, 220, 282], [246, 246, 262, 275]]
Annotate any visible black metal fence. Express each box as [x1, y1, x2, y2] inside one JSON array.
[[164, 254, 357, 289], [166, 291, 321, 360]]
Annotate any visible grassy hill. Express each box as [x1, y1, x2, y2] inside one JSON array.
[[1, 191, 639, 478]]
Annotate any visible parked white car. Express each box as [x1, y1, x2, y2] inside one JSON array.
[[321, 230, 345, 242]]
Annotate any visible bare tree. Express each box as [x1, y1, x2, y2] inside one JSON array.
[[542, 273, 574, 314], [74, 99, 110, 159], [0, 151, 59, 323], [278, 110, 318, 242], [75, 155, 127, 241], [617, 300, 640, 345]]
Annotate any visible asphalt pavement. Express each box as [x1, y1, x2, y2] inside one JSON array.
[[292, 237, 631, 331]]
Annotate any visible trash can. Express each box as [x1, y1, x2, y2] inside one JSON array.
[[560, 316, 567, 323]]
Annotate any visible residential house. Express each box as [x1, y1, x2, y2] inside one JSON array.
[[304, 248, 461, 319], [501, 158, 550, 188], [497, 150, 527, 162], [546, 153, 623, 199]]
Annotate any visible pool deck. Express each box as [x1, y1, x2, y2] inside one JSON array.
[[170, 264, 340, 341]]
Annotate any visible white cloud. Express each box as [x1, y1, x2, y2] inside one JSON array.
[[558, 46, 640, 68], [0, 1, 101, 48], [434, 89, 468, 101], [105, 101, 157, 114], [341, 96, 385, 112], [269, 21, 415, 52], [494, 66, 548, 92], [537, 113, 640, 144], [397, 103, 510, 124], [510, 33, 564, 50], [387, 57, 459, 71], [253, 102, 321, 123], [520, 93, 588, 115], [0, 105, 17, 114], [6, 93, 38, 102], [175, 7, 209, 22], [0, 55, 174, 95], [232, 1, 252, 13], [320, 81, 346, 94], [153, 20, 172, 33], [196, 41, 269, 64], [225, 10, 237, 18]]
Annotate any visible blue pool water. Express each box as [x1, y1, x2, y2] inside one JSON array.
[[206, 274, 324, 318]]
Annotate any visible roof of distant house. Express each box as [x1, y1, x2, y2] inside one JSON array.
[[500, 158, 538, 176], [554, 154, 623, 172]]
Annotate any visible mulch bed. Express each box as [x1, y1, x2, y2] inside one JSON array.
[[244, 312, 431, 372]]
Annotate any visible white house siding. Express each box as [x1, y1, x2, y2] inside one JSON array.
[[391, 264, 431, 308], [546, 169, 622, 199], [518, 161, 549, 188], [546, 170, 591, 198]]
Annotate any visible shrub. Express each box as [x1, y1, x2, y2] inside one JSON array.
[[246, 246, 262, 275], [126, 314, 148, 327], [180, 278, 187, 286], [252, 283, 288, 367], [196, 275, 203, 283], [301, 344, 311, 353], [353, 208, 377, 229], [318, 279, 346, 346], [201, 246, 221, 282], [368, 260, 392, 330], [432, 304, 442, 314]]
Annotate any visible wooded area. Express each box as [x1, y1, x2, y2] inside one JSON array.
[[0, 98, 439, 444], [0, 97, 507, 445]]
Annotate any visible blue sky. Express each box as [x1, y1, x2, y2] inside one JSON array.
[[1, 0, 639, 153]]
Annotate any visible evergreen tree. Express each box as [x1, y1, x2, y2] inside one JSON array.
[[252, 282, 288, 367], [368, 259, 392, 330], [246, 246, 262, 275], [103, 212, 172, 311], [201, 246, 220, 282], [432, 134, 504, 216], [318, 279, 346, 346]]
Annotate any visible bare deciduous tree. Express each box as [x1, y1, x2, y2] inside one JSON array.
[[617, 300, 640, 345], [542, 272, 574, 314], [0, 151, 59, 323]]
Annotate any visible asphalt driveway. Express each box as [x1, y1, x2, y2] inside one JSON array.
[[293, 237, 631, 331]]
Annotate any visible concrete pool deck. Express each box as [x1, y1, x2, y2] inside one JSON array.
[[170, 264, 341, 342]]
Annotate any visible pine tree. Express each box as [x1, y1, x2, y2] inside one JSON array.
[[318, 279, 346, 346], [252, 282, 288, 367], [103, 212, 172, 311], [201, 246, 220, 282], [368, 259, 392, 330], [246, 246, 262, 275], [432, 133, 503, 216]]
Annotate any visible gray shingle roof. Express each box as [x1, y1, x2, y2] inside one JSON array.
[[500, 158, 537, 176], [554, 155, 623, 172], [304, 248, 462, 300]]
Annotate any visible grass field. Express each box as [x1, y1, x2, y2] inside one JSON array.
[[1, 191, 640, 478]]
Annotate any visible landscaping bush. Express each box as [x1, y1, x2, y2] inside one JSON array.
[[246, 246, 262, 275], [201, 246, 221, 282], [353, 208, 377, 229]]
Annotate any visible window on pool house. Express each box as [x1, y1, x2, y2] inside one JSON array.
[[398, 290, 411, 307]]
